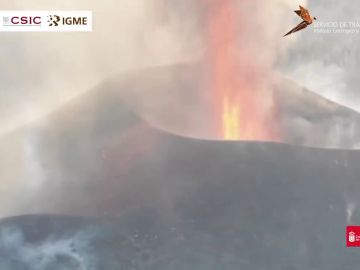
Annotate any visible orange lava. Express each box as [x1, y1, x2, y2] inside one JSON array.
[[205, 0, 280, 141]]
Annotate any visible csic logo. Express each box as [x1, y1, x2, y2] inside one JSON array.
[[47, 15, 60, 26], [2, 16, 41, 26], [47, 14, 88, 27]]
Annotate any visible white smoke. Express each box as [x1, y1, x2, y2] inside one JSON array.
[[0, 225, 99, 269], [0, 0, 202, 136]]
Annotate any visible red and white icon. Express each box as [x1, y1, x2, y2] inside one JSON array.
[[347, 226, 360, 247], [349, 231, 356, 243]]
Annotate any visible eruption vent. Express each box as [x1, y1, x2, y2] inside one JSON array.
[[205, 0, 281, 141]]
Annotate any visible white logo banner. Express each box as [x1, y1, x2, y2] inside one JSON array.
[[0, 11, 92, 32]]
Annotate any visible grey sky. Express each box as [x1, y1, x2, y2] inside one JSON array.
[[280, 0, 360, 110]]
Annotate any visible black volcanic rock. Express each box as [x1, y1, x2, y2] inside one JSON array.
[[0, 64, 360, 269]]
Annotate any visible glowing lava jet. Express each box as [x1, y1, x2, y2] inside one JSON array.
[[205, 0, 280, 141]]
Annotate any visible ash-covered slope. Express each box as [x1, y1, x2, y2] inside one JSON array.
[[0, 64, 360, 269], [0, 140, 359, 270]]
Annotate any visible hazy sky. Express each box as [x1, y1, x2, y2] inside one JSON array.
[[0, 0, 202, 135], [1, 0, 360, 136]]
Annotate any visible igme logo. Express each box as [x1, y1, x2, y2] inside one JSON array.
[[47, 15, 60, 26], [63, 17, 88, 25], [47, 14, 89, 27], [0, 11, 92, 32]]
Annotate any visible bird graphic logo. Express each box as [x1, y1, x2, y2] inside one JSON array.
[[284, 5, 316, 37]]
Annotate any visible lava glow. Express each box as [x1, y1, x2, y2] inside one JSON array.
[[206, 0, 280, 141], [223, 96, 240, 140]]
